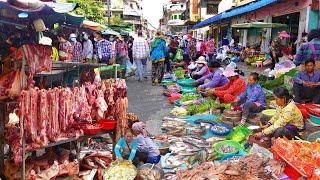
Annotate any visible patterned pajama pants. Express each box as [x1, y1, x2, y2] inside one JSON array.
[[152, 61, 165, 83]]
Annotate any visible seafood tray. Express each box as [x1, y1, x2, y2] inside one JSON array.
[[272, 150, 307, 179]]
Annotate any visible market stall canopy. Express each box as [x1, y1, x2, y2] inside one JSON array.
[[82, 20, 102, 31], [231, 22, 288, 29], [193, 0, 280, 29], [0, 0, 82, 26], [102, 28, 120, 36]]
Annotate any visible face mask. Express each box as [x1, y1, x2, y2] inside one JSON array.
[[94, 38, 98, 42], [70, 37, 77, 42], [83, 35, 88, 40], [109, 37, 114, 41]]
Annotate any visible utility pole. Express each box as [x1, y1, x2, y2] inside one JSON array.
[[107, 0, 111, 25]]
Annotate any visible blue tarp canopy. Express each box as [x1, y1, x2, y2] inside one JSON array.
[[193, 0, 280, 29], [193, 14, 222, 29], [221, 0, 279, 19]]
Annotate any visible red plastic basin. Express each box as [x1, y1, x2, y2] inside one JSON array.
[[97, 119, 117, 131]]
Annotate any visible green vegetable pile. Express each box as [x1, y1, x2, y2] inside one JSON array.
[[180, 93, 200, 102], [186, 98, 216, 115], [174, 68, 185, 79]]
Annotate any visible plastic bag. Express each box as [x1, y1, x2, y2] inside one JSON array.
[[126, 59, 133, 73], [227, 126, 252, 143]]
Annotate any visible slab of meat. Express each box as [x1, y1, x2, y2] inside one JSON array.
[[22, 44, 52, 75], [0, 71, 18, 100], [115, 97, 128, 141], [28, 87, 39, 142], [59, 88, 68, 132], [37, 89, 48, 146]]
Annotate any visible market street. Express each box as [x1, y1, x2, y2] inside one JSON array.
[[127, 76, 171, 135]]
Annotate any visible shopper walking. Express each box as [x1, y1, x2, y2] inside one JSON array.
[[150, 32, 167, 86], [93, 32, 113, 64], [127, 36, 134, 64], [133, 31, 150, 82], [82, 32, 93, 63]]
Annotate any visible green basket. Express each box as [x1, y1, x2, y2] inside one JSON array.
[[181, 87, 196, 93], [177, 78, 194, 87], [214, 140, 241, 157]]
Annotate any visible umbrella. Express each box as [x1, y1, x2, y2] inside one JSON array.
[[232, 22, 287, 29]]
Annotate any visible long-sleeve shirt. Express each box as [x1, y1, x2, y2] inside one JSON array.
[[133, 37, 150, 60], [194, 65, 210, 76], [239, 83, 266, 107], [114, 137, 138, 161], [95, 39, 112, 60], [136, 134, 160, 157], [294, 38, 320, 65], [71, 41, 82, 62], [293, 70, 320, 85], [82, 39, 93, 59], [214, 77, 246, 97], [206, 39, 215, 54], [196, 69, 228, 90], [263, 101, 304, 135]]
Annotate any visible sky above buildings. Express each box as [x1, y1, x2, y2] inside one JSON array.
[[142, 0, 168, 29]]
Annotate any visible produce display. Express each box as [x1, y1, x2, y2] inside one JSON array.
[[174, 68, 185, 79], [171, 107, 187, 116], [180, 93, 199, 102], [272, 138, 320, 178], [177, 154, 284, 179], [186, 98, 216, 115], [104, 161, 137, 180]]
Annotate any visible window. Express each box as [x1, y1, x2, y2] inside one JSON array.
[[207, 4, 218, 15], [179, 15, 182, 19]]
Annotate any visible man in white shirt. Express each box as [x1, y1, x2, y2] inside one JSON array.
[[133, 31, 150, 82]]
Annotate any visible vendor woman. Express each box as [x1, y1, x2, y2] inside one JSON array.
[[114, 130, 139, 165], [208, 64, 246, 103], [195, 61, 228, 91], [191, 56, 210, 80], [253, 87, 304, 140], [132, 122, 161, 164], [236, 72, 266, 125]]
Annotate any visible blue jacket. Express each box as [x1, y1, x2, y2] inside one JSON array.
[[150, 38, 167, 62]]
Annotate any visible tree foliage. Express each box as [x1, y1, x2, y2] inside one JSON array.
[[67, 0, 106, 24], [110, 16, 124, 26]]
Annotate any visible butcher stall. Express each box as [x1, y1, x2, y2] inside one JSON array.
[[0, 42, 130, 180]]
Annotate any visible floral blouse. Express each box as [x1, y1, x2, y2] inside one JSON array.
[[263, 101, 304, 135]]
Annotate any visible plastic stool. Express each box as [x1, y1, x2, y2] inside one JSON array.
[[256, 61, 263, 67]]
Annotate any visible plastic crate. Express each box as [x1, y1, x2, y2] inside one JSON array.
[[272, 150, 307, 180]]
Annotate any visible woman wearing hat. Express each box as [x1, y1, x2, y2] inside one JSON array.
[[195, 61, 228, 91], [191, 56, 210, 80], [210, 64, 246, 103]]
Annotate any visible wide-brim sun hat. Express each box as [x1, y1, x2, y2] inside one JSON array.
[[195, 56, 207, 64], [223, 64, 238, 77]]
